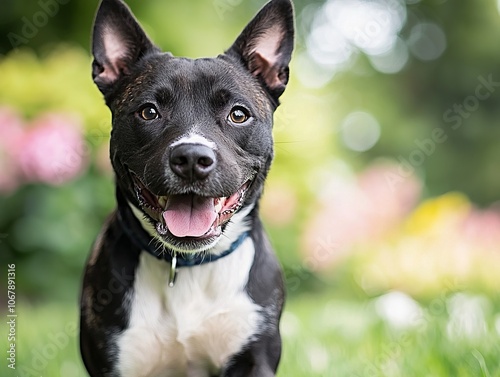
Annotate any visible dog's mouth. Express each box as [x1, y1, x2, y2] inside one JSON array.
[[131, 173, 253, 242]]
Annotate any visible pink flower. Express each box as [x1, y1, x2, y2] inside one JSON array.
[[358, 161, 422, 234], [17, 113, 89, 185], [0, 107, 25, 193], [462, 207, 500, 250], [301, 161, 422, 269]]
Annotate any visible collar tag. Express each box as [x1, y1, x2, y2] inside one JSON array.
[[168, 253, 177, 288]]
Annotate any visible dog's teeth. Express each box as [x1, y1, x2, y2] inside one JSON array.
[[222, 208, 236, 216], [158, 196, 166, 208], [214, 197, 225, 212]]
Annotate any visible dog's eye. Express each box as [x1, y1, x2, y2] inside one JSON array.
[[139, 105, 159, 121], [228, 106, 251, 125]]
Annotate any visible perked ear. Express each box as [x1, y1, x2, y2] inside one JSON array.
[[226, 0, 295, 102], [91, 0, 159, 94]]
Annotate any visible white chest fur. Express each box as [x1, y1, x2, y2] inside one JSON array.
[[116, 238, 261, 377]]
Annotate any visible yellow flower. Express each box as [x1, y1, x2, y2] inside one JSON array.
[[405, 192, 470, 236]]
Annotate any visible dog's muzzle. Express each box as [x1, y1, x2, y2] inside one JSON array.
[[131, 172, 253, 241]]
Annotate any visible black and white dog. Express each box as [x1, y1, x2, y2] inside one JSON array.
[[80, 0, 294, 376]]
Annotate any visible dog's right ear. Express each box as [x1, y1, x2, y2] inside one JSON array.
[[91, 0, 159, 94], [226, 0, 294, 104]]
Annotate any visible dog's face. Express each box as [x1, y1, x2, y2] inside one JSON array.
[[92, 0, 294, 253]]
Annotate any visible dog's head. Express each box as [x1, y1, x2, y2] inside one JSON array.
[[91, 0, 294, 253]]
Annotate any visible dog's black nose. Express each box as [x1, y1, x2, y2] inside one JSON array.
[[169, 144, 216, 181]]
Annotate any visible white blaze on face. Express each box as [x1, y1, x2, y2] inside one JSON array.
[[170, 133, 218, 151]]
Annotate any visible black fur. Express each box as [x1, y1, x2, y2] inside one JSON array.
[[80, 0, 294, 376]]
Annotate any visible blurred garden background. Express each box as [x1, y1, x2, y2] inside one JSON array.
[[1, 0, 500, 376]]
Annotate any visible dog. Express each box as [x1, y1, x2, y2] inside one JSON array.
[[79, 0, 294, 376]]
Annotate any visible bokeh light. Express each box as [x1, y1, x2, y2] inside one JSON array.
[[301, 0, 448, 85], [304, 0, 408, 80], [340, 111, 381, 152], [408, 21, 447, 61]]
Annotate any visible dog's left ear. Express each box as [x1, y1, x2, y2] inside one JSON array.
[[226, 0, 294, 103]]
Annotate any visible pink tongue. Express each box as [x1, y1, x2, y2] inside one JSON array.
[[163, 195, 217, 237]]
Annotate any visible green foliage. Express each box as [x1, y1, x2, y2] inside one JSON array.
[[2, 1, 500, 374], [0, 48, 110, 140], [331, 1, 500, 205], [0, 172, 114, 300]]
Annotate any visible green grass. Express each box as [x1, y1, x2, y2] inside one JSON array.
[[2, 289, 500, 377]]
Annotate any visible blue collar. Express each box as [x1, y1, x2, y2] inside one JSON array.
[[117, 207, 249, 287]]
